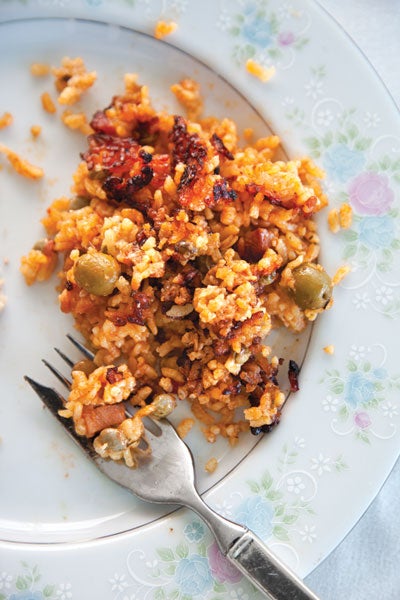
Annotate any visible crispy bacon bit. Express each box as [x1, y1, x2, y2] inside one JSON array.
[[210, 133, 234, 160], [136, 230, 148, 246], [288, 359, 300, 392], [102, 172, 153, 206], [113, 315, 128, 327], [65, 280, 74, 291], [139, 149, 153, 163], [150, 154, 171, 188], [90, 110, 117, 136], [177, 174, 215, 210], [178, 163, 197, 191], [222, 380, 242, 395], [268, 196, 286, 207], [83, 133, 168, 206], [82, 404, 125, 437], [130, 292, 151, 324], [130, 165, 154, 190], [240, 362, 263, 386], [213, 340, 230, 356], [109, 292, 150, 327], [102, 177, 150, 209], [213, 180, 237, 202], [106, 366, 124, 384], [101, 176, 127, 203], [170, 115, 207, 167], [245, 182, 262, 195], [245, 183, 288, 208], [250, 413, 281, 436], [136, 116, 160, 146], [83, 133, 140, 174], [236, 228, 273, 263]]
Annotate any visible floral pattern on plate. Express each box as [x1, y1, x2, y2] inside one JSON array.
[[218, 0, 310, 69], [0, 564, 72, 600], [108, 526, 256, 600], [321, 343, 400, 444], [284, 65, 400, 316]]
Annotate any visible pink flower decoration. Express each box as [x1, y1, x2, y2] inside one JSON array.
[[348, 172, 394, 215], [278, 31, 295, 46], [207, 542, 242, 583], [354, 411, 372, 429]]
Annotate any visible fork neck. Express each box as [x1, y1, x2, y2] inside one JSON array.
[[183, 486, 247, 555]]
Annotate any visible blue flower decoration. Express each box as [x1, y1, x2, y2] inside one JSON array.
[[358, 215, 395, 250], [344, 372, 374, 408], [241, 5, 272, 47], [323, 143, 365, 183], [175, 554, 213, 596], [235, 495, 274, 539], [184, 520, 205, 542], [373, 368, 387, 379]]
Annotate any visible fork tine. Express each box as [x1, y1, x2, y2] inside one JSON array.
[[24, 375, 65, 411], [42, 358, 71, 389], [66, 333, 95, 360], [54, 347, 74, 369], [24, 375, 97, 457]]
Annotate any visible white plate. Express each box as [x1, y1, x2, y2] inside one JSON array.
[[1, 2, 399, 598]]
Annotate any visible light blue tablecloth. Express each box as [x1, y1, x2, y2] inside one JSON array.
[[305, 2, 400, 599]]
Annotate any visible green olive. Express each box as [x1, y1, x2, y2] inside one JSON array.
[[72, 359, 96, 375], [195, 255, 213, 275], [70, 196, 90, 210], [291, 262, 332, 310], [33, 238, 48, 252], [74, 252, 120, 296]]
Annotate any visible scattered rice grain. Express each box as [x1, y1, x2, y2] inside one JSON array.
[[61, 110, 92, 134], [30, 63, 50, 76], [0, 112, 13, 129], [205, 457, 218, 473], [246, 59, 276, 83], [339, 202, 352, 229], [177, 418, 195, 439], [154, 20, 178, 40], [52, 57, 97, 105], [328, 208, 340, 233], [0, 279, 6, 312], [332, 264, 351, 285], [323, 344, 335, 355], [41, 92, 56, 114], [0, 143, 44, 179], [30, 125, 42, 138]]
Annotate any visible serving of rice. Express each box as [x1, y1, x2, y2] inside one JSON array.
[[21, 68, 332, 467]]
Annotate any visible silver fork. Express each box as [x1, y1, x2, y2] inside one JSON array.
[[25, 335, 319, 600]]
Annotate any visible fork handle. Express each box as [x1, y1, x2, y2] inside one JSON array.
[[227, 531, 319, 600], [186, 493, 319, 600]]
